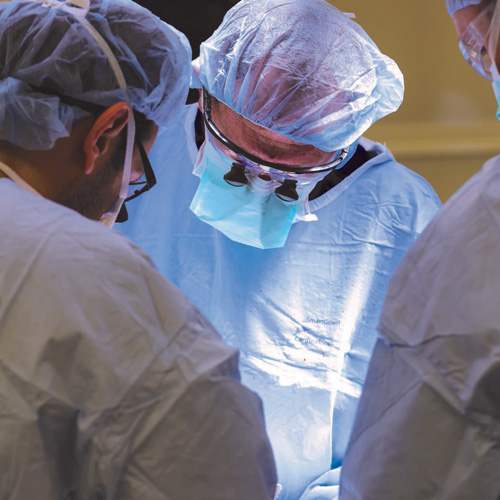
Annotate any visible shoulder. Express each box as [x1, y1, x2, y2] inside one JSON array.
[[0, 187, 233, 406], [359, 137, 441, 205], [380, 155, 500, 344], [401, 153, 500, 248], [342, 138, 442, 233], [32, 192, 155, 271], [1, 186, 183, 320]]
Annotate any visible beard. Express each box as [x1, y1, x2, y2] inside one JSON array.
[[59, 136, 126, 220], [61, 163, 121, 220], [60, 129, 128, 220]]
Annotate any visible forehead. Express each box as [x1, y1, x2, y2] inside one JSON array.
[[209, 95, 337, 166]]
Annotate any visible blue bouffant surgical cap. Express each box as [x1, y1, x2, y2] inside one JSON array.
[[0, 0, 191, 150], [198, 0, 404, 152], [446, 0, 484, 16]]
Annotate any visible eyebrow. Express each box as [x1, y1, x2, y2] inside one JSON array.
[[206, 89, 346, 172]]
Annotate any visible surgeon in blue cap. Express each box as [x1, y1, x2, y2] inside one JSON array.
[[120, 0, 441, 498], [340, 1, 500, 499]]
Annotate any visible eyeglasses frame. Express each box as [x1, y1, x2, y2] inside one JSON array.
[[202, 87, 349, 174]]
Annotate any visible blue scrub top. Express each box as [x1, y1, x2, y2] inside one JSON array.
[[120, 104, 442, 500]]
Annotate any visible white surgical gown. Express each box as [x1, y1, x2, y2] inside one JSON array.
[[340, 155, 500, 499], [120, 104, 442, 500], [0, 178, 276, 500]]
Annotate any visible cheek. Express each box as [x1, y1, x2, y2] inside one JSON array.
[[98, 167, 124, 203], [130, 150, 144, 182]]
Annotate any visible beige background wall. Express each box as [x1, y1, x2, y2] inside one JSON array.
[[329, 0, 500, 201]]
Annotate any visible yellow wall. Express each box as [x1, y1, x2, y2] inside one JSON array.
[[329, 0, 500, 201]]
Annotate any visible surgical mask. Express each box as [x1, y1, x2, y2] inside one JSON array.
[[190, 136, 356, 249]]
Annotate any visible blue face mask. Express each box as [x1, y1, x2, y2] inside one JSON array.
[[190, 138, 356, 249]]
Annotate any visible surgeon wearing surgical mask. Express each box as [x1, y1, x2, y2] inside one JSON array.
[[339, 2, 500, 499], [191, 88, 355, 249], [119, 1, 442, 498]]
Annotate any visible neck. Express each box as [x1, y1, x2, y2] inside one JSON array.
[[0, 125, 88, 202], [0, 159, 43, 196], [309, 145, 376, 200], [0, 143, 49, 196]]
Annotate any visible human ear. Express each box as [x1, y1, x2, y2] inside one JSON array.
[[82, 102, 130, 175]]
